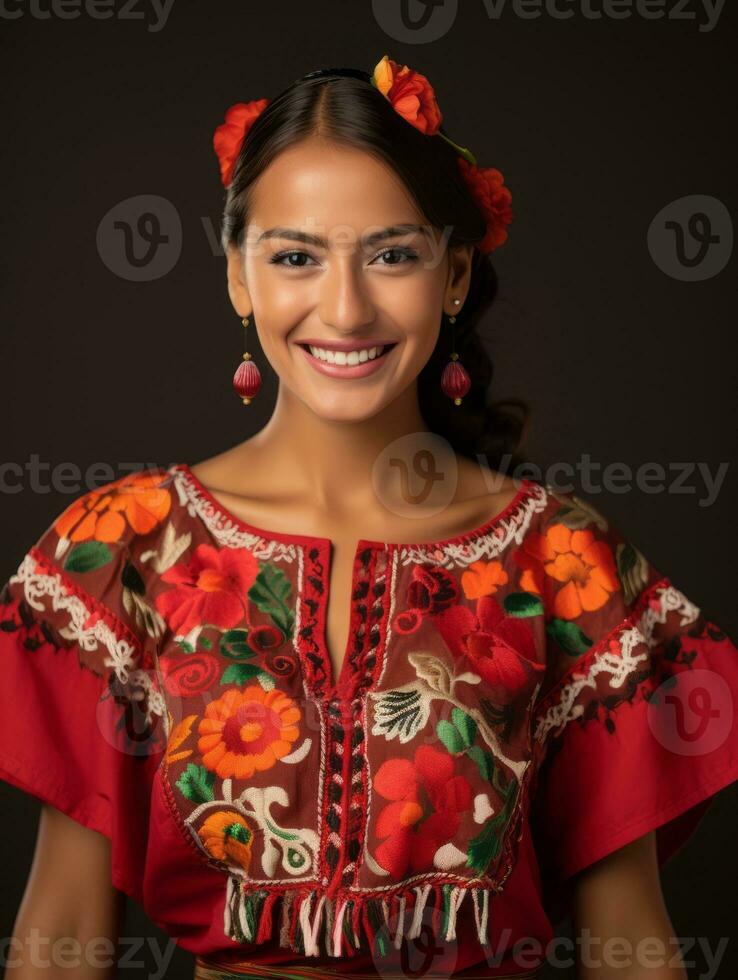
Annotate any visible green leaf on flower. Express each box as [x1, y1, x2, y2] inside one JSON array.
[[466, 745, 494, 781], [221, 662, 263, 686], [451, 707, 477, 748], [220, 628, 255, 661], [437, 719, 464, 754]]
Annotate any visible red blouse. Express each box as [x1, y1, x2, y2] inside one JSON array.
[[1, 462, 736, 979]]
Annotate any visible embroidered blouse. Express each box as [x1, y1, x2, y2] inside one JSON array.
[[1, 462, 737, 979]]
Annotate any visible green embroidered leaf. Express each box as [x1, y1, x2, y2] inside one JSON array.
[[199, 635, 213, 650], [248, 564, 295, 636], [220, 629, 255, 661], [180, 640, 195, 654], [437, 719, 464, 754], [451, 707, 477, 748], [503, 591, 544, 618], [121, 560, 145, 594], [466, 745, 494, 781], [63, 541, 113, 574], [617, 540, 637, 580], [175, 764, 214, 804], [221, 662, 263, 686], [546, 617, 592, 657], [466, 817, 502, 873]]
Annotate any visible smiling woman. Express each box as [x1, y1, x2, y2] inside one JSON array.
[[2, 52, 737, 980]]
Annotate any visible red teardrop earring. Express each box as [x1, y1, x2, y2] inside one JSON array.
[[440, 299, 471, 406], [232, 314, 263, 405]]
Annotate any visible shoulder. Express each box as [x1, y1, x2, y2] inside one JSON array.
[[8, 465, 189, 649]]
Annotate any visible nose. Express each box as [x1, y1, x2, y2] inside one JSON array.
[[318, 256, 376, 334]]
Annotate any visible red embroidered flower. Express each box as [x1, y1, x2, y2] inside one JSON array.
[[373, 745, 472, 878], [393, 565, 460, 634], [155, 544, 259, 636], [438, 596, 545, 704]]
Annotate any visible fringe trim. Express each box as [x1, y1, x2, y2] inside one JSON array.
[[224, 877, 494, 958]]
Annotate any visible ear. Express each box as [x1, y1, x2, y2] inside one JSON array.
[[444, 243, 474, 317], [225, 243, 253, 318]]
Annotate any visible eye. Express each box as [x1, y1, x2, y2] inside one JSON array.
[[268, 250, 317, 268], [371, 246, 419, 266]]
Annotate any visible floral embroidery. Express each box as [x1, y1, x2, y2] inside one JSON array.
[[372, 746, 472, 878], [10, 462, 729, 962], [53, 470, 172, 559], [198, 686, 302, 779]]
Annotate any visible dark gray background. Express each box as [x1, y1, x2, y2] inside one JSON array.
[[1, 1, 736, 977]]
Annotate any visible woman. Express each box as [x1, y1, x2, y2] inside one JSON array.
[[2, 57, 737, 980]]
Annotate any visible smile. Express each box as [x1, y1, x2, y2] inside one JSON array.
[[297, 342, 398, 379]]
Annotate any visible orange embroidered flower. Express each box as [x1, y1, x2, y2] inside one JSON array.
[[155, 543, 259, 635], [197, 810, 254, 870], [514, 524, 621, 620], [165, 713, 197, 764], [198, 686, 301, 780], [213, 99, 269, 187], [54, 471, 172, 544], [457, 158, 514, 253], [461, 560, 508, 600], [372, 54, 442, 136]]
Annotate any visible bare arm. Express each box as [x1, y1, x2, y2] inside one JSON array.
[[572, 830, 687, 980], [5, 805, 124, 979]]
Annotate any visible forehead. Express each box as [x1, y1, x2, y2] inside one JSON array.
[[247, 138, 425, 231]]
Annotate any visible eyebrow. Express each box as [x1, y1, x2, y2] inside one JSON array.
[[255, 224, 430, 248]]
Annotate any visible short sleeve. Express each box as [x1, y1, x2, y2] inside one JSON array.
[[524, 488, 738, 902], [0, 474, 169, 904]]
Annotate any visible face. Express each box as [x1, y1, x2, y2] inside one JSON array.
[[226, 137, 473, 422]]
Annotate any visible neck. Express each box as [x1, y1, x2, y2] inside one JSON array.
[[245, 382, 434, 512]]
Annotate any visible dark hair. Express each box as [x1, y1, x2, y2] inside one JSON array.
[[219, 67, 531, 475]]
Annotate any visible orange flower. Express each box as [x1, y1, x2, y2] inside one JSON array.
[[457, 159, 514, 253], [372, 54, 442, 136], [514, 524, 620, 620], [197, 810, 253, 870], [198, 686, 301, 780], [461, 560, 508, 600], [54, 470, 171, 544], [213, 99, 269, 187], [165, 714, 197, 764]]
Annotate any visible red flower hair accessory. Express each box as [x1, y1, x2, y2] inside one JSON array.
[[213, 57, 514, 252], [371, 54, 513, 254], [213, 98, 269, 188]]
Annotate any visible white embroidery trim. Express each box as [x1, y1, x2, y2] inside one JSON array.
[[169, 465, 302, 562], [9, 552, 166, 728], [533, 583, 700, 746], [398, 481, 549, 568]]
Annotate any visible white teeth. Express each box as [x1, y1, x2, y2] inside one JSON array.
[[307, 345, 387, 365]]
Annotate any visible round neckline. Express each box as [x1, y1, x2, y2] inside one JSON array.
[[170, 461, 538, 551]]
